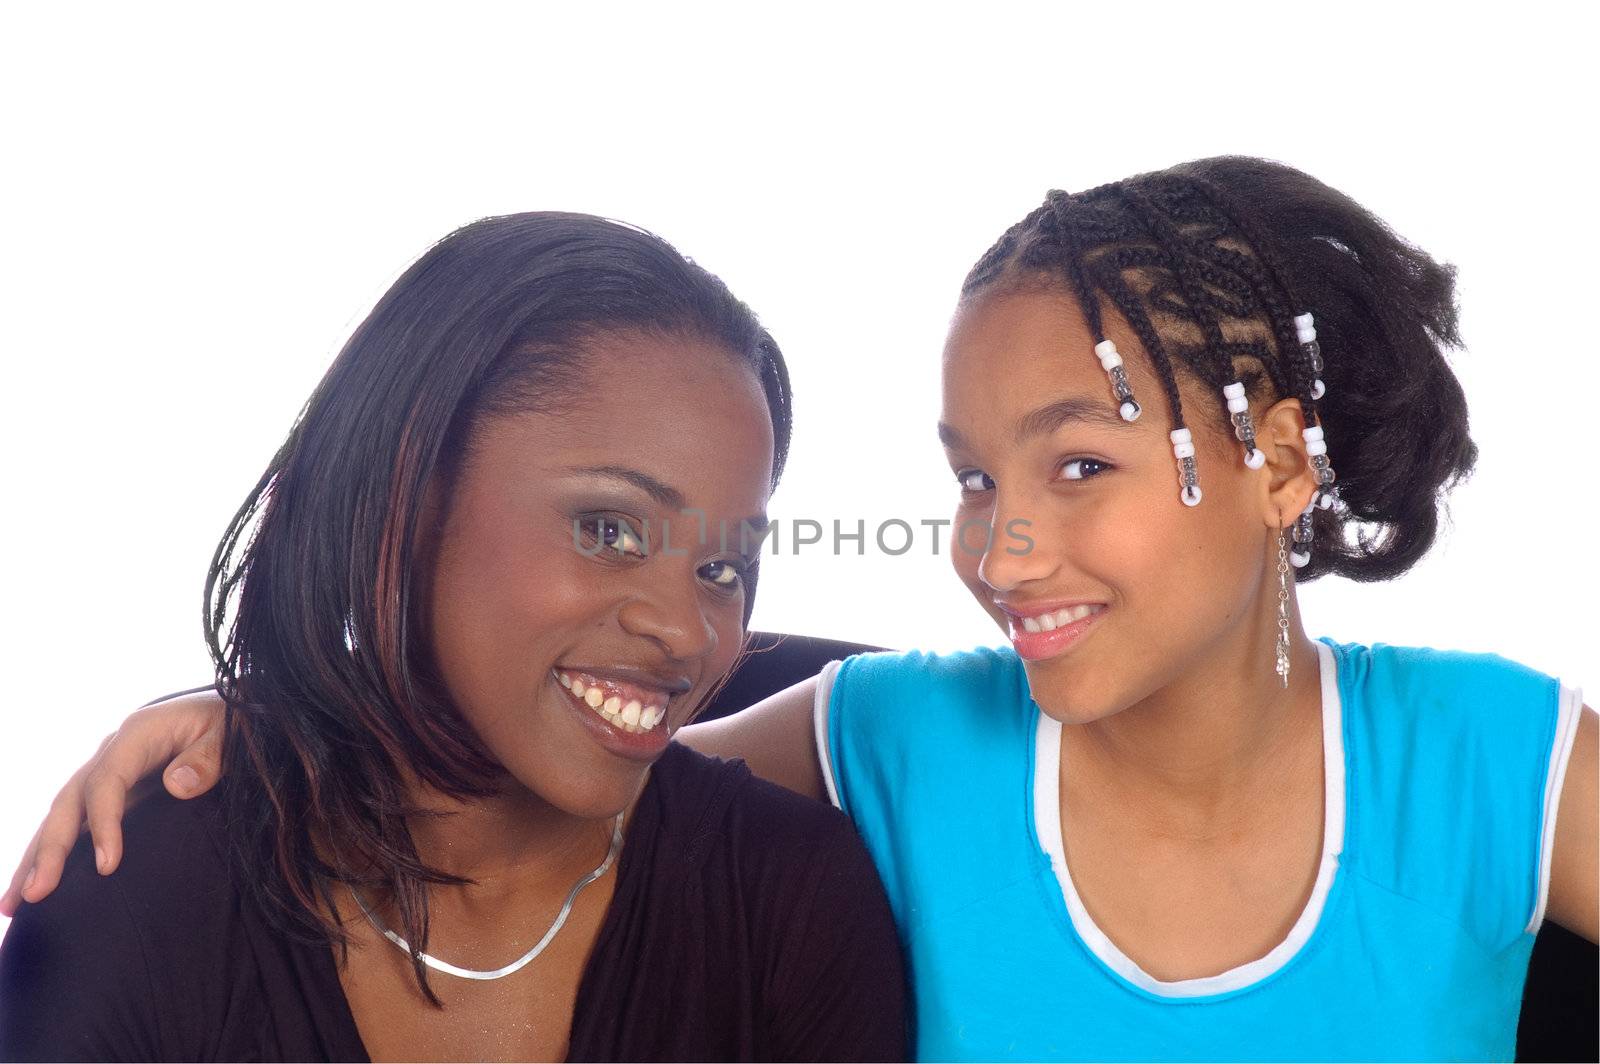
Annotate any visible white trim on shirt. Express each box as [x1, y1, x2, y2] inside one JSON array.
[[1526, 684, 1584, 934], [813, 659, 845, 811], [1033, 640, 1347, 998]]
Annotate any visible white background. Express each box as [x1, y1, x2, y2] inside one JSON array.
[[2, 3, 1595, 933]]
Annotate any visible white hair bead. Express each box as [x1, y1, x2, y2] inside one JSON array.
[[1094, 340, 1122, 370], [1174, 440, 1196, 459], [1302, 425, 1324, 443], [1317, 490, 1336, 510], [1223, 382, 1247, 400], [1294, 313, 1317, 344], [1119, 401, 1141, 421], [1306, 438, 1328, 457], [1181, 485, 1203, 507], [1227, 395, 1249, 414], [1289, 548, 1311, 568], [1244, 448, 1267, 469], [1170, 428, 1192, 444], [1312, 379, 1326, 400]]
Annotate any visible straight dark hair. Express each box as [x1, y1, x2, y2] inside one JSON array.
[[204, 213, 792, 1001]]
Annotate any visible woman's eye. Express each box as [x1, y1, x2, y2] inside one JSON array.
[[1058, 458, 1111, 481], [957, 468, 995, 492], [699, 559, 746, 590], [584, 515, 647, 557]]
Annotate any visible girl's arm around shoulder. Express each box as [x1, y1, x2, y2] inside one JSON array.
[[679, 673, 827, 802], [1548, 704, 1598, 943]]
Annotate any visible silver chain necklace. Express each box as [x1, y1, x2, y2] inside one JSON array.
[[349, 811, 625, 981]]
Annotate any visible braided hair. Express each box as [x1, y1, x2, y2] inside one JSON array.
[[962, 156, 1475, 583]]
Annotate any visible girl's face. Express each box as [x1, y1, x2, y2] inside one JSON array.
[[941, 287, 1289, 723], [425, 330, 774, 818]]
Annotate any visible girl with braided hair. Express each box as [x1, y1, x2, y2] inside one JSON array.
[[7, 157, 1595, 1061]]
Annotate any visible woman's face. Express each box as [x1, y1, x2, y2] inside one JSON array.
[[940, 287, 1289, 724], [425, 329, 774, 818]]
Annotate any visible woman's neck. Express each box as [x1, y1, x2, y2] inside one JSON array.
[[399, 772, 631, 892]]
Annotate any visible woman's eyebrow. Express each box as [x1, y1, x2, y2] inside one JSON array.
[[564, 465, 687, 509], [937, 396, 1134, 451]]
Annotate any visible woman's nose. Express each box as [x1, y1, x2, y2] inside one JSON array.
[[616, 574, 719, 663]]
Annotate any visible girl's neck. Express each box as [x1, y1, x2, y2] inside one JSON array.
[[1065, 604, 1324, 839]]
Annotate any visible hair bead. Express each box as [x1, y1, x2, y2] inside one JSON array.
[[1294, 312, 1327, 401], [1223, 381, 1266, 469], [1288, 499, 1316, 568], [1171, 428, 1202, 506], [1094, 340, 1142, 421]]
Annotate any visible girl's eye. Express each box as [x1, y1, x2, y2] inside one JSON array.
[[1059, 458, 1111, 481], [585, 515, 647, 557], [699, 559, 746, 591], [957, 468, 995, 493]]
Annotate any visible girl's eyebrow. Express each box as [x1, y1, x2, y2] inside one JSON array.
[[1012, 397, 1134, 442], [937, 396, 1134, 450]]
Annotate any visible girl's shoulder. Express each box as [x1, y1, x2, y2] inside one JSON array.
[[1324, 638, 1583, 953], [824, 644, 1031, 737], [1327, 638, 1566, 710]]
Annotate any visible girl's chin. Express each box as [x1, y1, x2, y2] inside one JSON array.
[[1020, 665, 1128, 727]]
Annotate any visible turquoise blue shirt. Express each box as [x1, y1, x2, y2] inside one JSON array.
[[817, 639, 1582, 1061]]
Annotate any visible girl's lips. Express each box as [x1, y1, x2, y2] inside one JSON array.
[[1006, 604, 1106, 662]]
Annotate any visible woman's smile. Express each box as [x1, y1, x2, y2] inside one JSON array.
[[551, 667, 682, 760]]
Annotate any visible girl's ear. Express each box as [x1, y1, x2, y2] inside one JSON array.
[[1255, 397, 1320, 529]]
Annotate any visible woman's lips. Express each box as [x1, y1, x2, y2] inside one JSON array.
[[1001, 602, 1106, 661], [552, 668, 676, 761]]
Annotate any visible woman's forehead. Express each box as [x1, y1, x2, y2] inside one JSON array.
[[472, 332, 776, 510]]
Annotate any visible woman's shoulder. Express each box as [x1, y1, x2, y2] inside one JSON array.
[[14, 787, 234, 927], [0, 790, 241, 1057], [650, 740, 863, 858]]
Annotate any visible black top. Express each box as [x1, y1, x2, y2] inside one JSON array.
[[0, 743, 907, 1062]]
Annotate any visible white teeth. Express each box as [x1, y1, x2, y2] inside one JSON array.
[[1015, 604, 1104, 636], [559, 672, 671, 735]]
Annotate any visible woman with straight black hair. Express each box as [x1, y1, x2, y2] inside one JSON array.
[[0, 212, 907, 1061]]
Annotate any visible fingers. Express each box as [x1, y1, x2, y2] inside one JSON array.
[[162, 713, 224, 800], [4, 690, 227, 913], [1, 734, 113, 913], [0, 826, 46, 917], [81, 699, 219, 876]]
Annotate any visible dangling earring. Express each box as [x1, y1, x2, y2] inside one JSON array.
[[1275, 527, 1292, 688]]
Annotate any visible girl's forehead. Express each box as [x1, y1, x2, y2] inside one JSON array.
[[943, 290, 1128, 413]]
